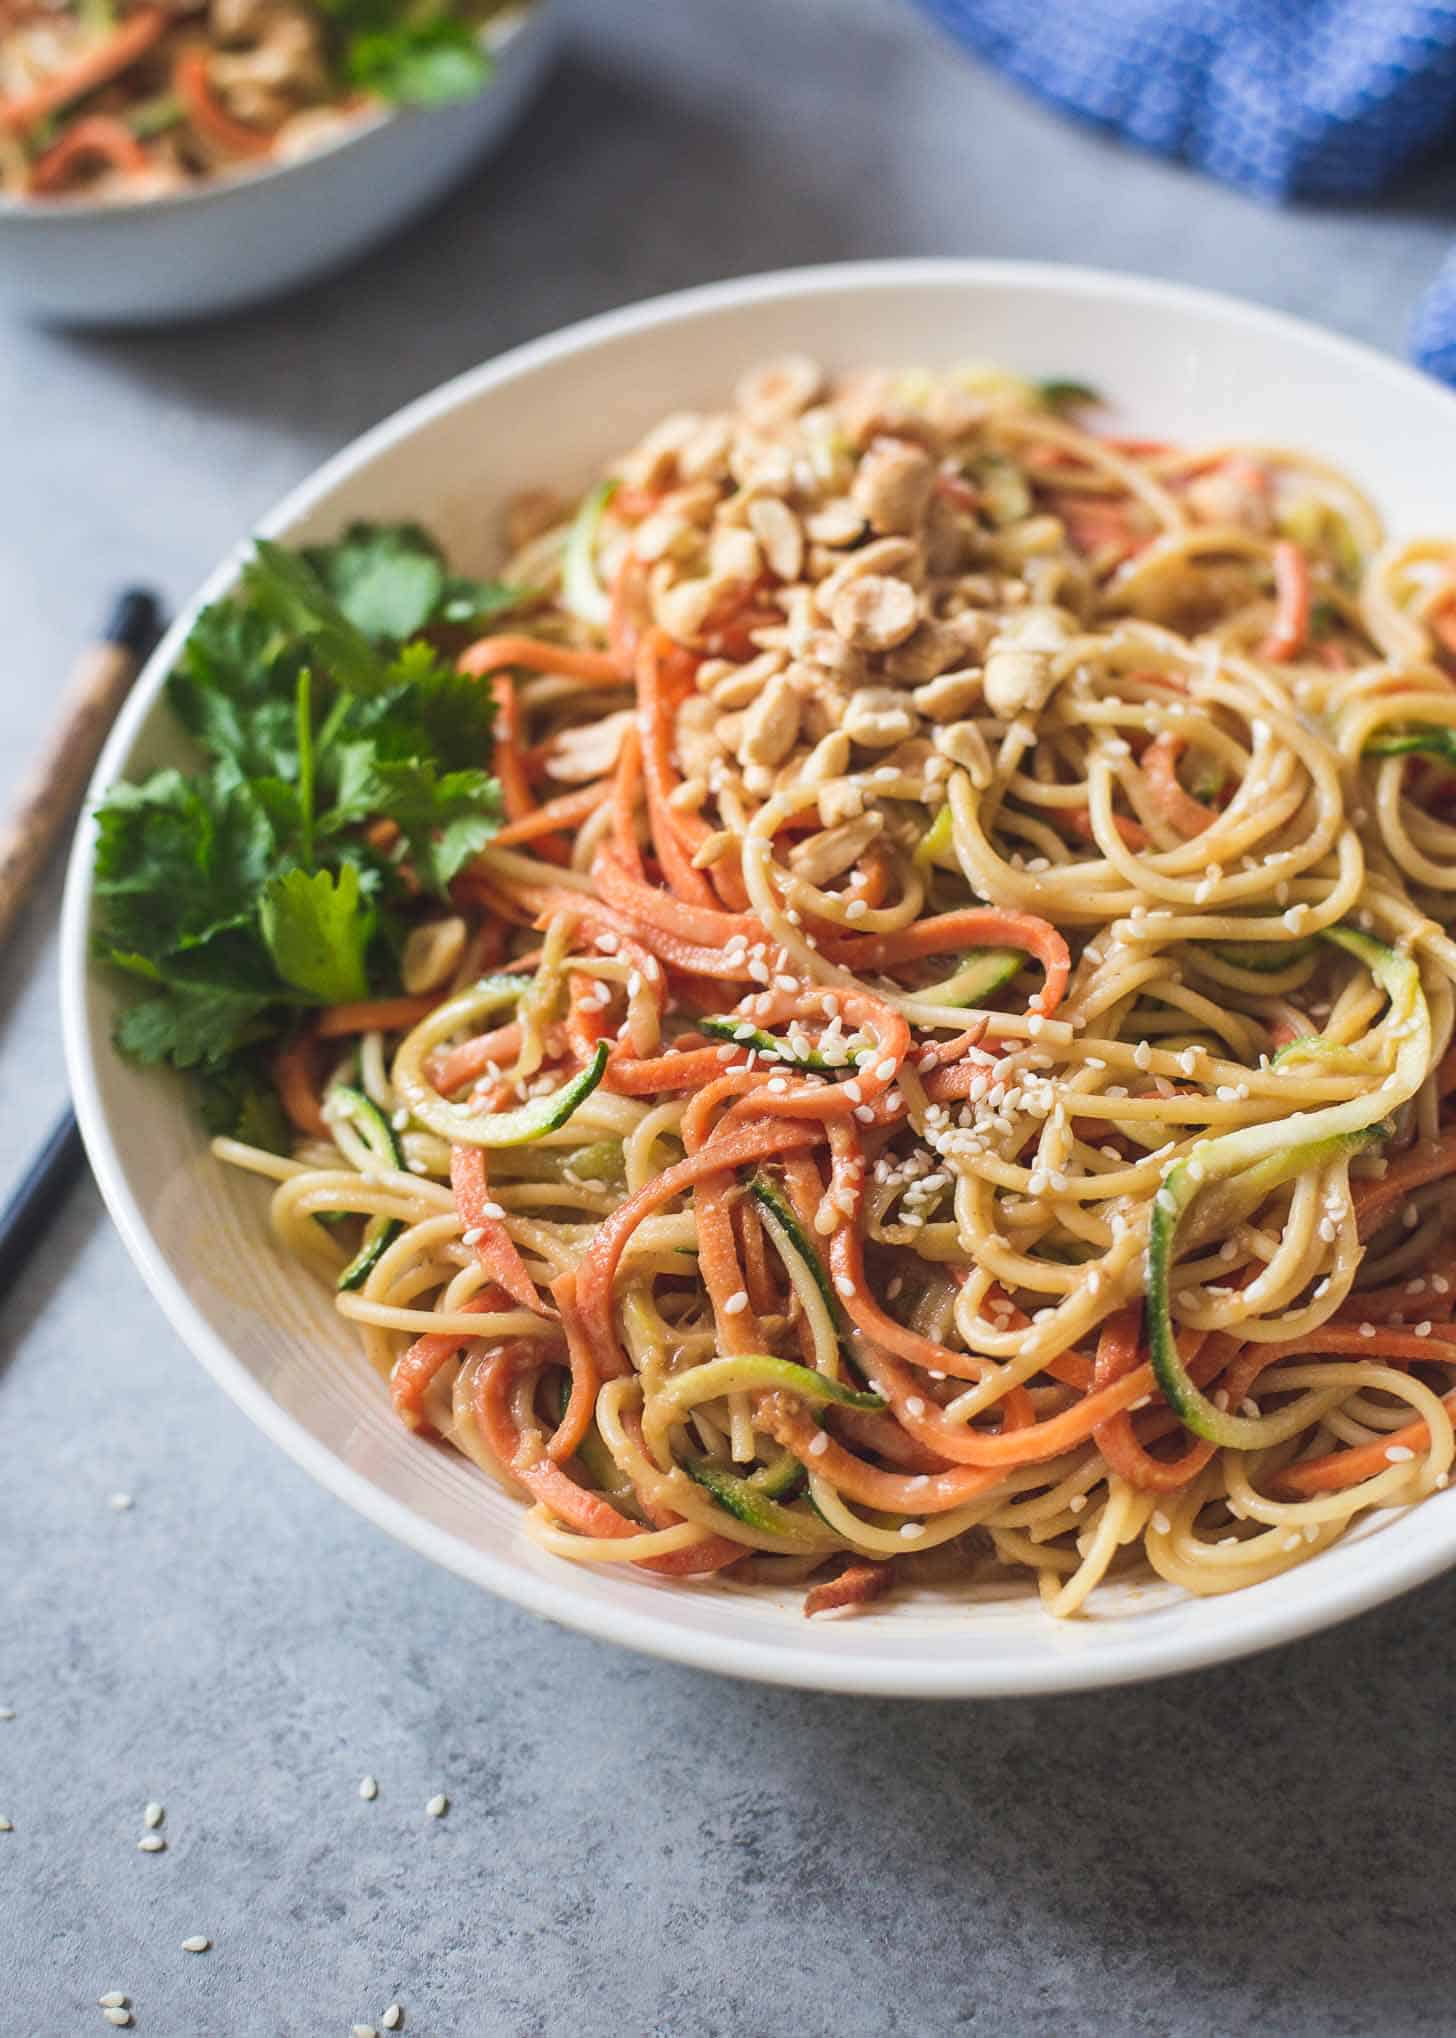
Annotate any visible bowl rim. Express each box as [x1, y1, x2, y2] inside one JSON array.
[[0, 2, 539, 226], [61, 256, 1456, 1697]]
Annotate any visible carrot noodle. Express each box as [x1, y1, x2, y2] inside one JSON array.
[[209, 355, 1456, 1623], [1262, 539, 1311, 661], [492, 780, 610, 848], [173, 46, 274, 159], [3, 6, 166, 135], [273, 1029, 327, 1138], [804, 1560, 893, 1616], [316, 996, 440, 1040], [28, 114, 150, 190]]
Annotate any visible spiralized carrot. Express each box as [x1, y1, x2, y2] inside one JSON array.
[[274, 1029, 328, 1138], [174, 45, 274, 159], [823, 907, 1071, 1015], [1262, 539, 1311, 661], [316, 996, 440, 1039], [1140, 733, 1217, 838], [804, 1560, 892, 1616], [1354, 1132, 1456, 1235], [1090, 1307, 1216, 1492], [2, 5, 166, 133], [28, 114, 150, 191], [450, 1146, 549, 1319], [491, 780, 611, 848]]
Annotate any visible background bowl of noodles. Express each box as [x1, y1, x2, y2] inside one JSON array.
[[0, 1, 557, 326], [60, 260, 1456, 1695]]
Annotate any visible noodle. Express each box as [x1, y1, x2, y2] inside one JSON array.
[[207, 355, 1456, 1620]]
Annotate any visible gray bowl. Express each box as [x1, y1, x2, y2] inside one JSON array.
[[0, 1, 557, 326]]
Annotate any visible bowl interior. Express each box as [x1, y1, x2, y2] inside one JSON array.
[[62, 261, 1456, 1695]]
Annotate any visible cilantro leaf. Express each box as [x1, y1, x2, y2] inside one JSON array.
[[93, 765, 282, 962], [303, 522, 446, 642], [302, 520, 526, 640], [243, 540, 393, 696], [114, 981, 279, 1070], [167, 601, 304, 777], [343, 16, 491, 104], [198, 1058, 292, 1152], [338, 640, 496, 776], [259, 864, 374, 1004], [326, 747, 500, 894]]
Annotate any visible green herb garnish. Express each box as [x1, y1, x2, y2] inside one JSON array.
[[93, 522, 515, 1140], [318, 0, 495, 107]]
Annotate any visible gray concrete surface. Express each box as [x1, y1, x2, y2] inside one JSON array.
[[6, 2, 1456, 2031]]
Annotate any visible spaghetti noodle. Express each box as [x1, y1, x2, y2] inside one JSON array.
[[209, 356, 1456, 1619]]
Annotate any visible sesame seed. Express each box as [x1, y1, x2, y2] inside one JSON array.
[[181, 1937, 211, 1954], [1386, 1445, 1416, 1463], [1359, 1322, 1375, 1339], [1151, 1512, 1171, 1534], [842, 1080, 863, 1103], [834, 1276, 856, 1300], [391, 1108, 409, 1131], [359, 1776, 378, 1801], [0, 1708, 13, 1721], [461, 1226, 483, 1246], [1416, 1321, 1433, 1338], [904, 1397, 926, 1418], [137, 1835, 166, 1853], [808, 1431, 829, 1457], [875, 1059, 897, 1083], [144, 1803, 163, 1829], [98, 1996, 128, 2011], [352, 2027, 377, 2038], [426, 1794, 448, 1819], [845, 899, 868, 920], [382, 2011, 404, 2033], [723, 1291, 749, 1316], [899, 1522, 926, 1540], [104, 2011, 132, 2028], [1283, 1534, 1302, 1552], [1069, 1494, 1087, 1513], [482, 1202, 506, 1220], [0, 1816, 11, 1832], [109, 1493, 133, 1512]]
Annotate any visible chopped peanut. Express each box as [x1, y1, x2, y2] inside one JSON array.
[[841, 686, 918, 748], [853, 436, 936, 536], [739, 674, 802, 768], [830, 574, 921, 653]]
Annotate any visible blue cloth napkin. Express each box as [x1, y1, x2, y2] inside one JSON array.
[[915, 0, 1456, 381]]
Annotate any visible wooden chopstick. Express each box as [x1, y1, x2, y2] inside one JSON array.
[[0, 589, 165, 1301], [0, 587, 163, 948]]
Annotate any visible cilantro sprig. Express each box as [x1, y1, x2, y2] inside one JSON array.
[[93, 521, 523, 1143], [316, 0, 498, 108]]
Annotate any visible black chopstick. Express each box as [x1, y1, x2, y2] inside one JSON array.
[[0, 587, 167, 1300], [0, 1110, 87, 1306]]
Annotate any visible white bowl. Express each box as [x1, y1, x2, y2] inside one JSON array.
[[61, 260, 1456, 1695], [0, 3, 557, 326]]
